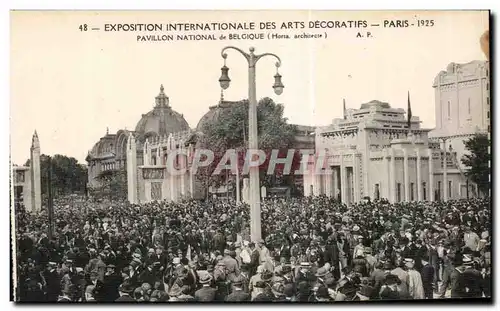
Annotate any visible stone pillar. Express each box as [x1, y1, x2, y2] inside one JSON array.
[[180, 146, 186, 197], [416, 148, 422, 201], [428, 149, 434, 202], [403, 148, 409, 202], [30, 131, 42, 213], [126, 133, 138, 204], [144, 181, 151, 202], [242, 178, 250, 203], [352, 152, 360, 203], [340, 152, 347, 205], [390, 148, 396, 203], [442, 140, 448, 201], [333, 167, 339, 200], [143, 139, 151, 166], [324, 169, 333, 197], [384, 149, 390, 199]]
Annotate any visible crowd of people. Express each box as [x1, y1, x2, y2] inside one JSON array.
[[14, 195, 491, 302]]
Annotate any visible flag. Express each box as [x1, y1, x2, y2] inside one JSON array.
[[343, 99, 347, 120], [407, 91, 412, 130]]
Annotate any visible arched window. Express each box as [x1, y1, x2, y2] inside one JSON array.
[[447, 101, 451, 118], [151, 155, 157, 166]]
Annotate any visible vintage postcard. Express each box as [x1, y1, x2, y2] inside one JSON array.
[[10, 10, 490, 303]]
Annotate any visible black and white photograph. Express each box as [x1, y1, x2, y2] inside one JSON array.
[[9, 10, 491, 303]]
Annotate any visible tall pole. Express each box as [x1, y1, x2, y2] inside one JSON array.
[[220, 46, 282, 242], [247, 49, 261, 242], [236, 160, 241, 204], [47, 156, 54, 240]]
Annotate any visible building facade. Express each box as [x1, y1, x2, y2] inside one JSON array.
[[13, 131, 42, 212], [86, 85, 191, 189], [429, 61, 490, 197], [305, 100, 470, 205]]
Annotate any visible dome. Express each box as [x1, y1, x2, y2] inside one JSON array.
[[360, 100, 391, 110], [135, 85, 190, 137], [196, 100, 246, 131]]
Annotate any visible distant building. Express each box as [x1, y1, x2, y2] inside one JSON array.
[[86, 85, 192, 190], [429, 60, 490, 196], [306, 99, 472, 205], [13, 131, 41, 212], [88, 86, 314, 203]]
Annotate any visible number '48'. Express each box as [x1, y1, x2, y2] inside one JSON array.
[[79, 24, 88, 31]]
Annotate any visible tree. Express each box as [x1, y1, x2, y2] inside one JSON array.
[[461, 133, 490, 196], [93, 168, 127, 201], [24, 154, 88, 197], [196, 97, 300, 192]]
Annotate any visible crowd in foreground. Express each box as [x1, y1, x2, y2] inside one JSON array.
[[14, 195, 491, 302]]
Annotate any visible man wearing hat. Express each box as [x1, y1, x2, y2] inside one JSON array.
[[405, 259, 424, 299], [194, 273, 217, 301], [225, 277, 251, 302], [461, 254, 483, 298], [44, 262, 60, 302], [103, 264, 123, 302]]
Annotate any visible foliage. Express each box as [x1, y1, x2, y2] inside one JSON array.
[[93, 168, 128, 201], [196, 97, 300, 190], [24, 154, 88, 198], [461, 133, 491, 195]]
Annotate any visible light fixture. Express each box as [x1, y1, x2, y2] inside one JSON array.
[[273, 72, 284, 95], [219, 65, 231, 90]]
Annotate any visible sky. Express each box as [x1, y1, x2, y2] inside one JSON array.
[[10, 10, 488, 165]]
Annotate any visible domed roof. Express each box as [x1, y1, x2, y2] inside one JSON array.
[[135, 85, 190, 136], [196, 100, 246, 131], [360, 100, 391, 110]]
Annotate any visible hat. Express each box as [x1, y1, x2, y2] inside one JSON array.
[[300, 262, 311, 268], [119, 282, 134, 293], [364, 247, 372, 254], [463, 255, 473, 265], [232, 276, 244, 286], [199, 273, 212, 284], [358, 284, 374, 297], [48, 262, 57, 266], [315, 267, 328, 277], [271, 283, 285, 297], [168, 284, 183, 297], [65, 259, 73, 263], [352, 225, 360, 232], [75, 267, 84, 273], [172, 257, 181, 265], [384, 274, 400, 285]]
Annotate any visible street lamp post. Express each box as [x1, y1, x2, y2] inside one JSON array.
[[219, 46, 284, 242]]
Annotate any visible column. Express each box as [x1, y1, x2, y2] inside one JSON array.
[[144, 182, 151, 202], [428, 148, 434, 202], [443, 139, 448, 201], [389, 148, 396, 203], [324, 169, 333, 197], [352, 152, 360, 202], [403, 148, 409, 202], [340, 152, 347, 205], [383, 149, 390, 199], [416, 148, 422, 201], [333, 167, 339, 200]]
